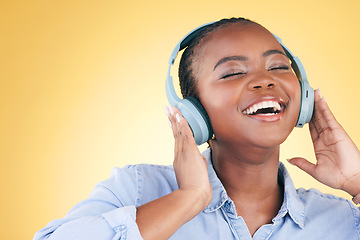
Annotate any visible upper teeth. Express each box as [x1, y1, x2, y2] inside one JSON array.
[[242, 100, 281, 115]]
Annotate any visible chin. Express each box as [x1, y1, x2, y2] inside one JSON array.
[[255, 135, 288, 149], [248, 124, 294, 149]]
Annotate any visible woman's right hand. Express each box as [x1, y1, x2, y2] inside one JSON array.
[[136, 107, 213, 240], [165, 106, 213, 210]]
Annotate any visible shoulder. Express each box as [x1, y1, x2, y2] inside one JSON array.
[[298, 188, 360, 236], [93, 164, 177, 206], [107, 164, 176, 187], [297, 187, 357, 214], [297, 188, 360, 232], [297, 187, 354, 209]]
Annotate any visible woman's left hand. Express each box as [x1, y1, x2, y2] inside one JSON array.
[[288, 89, 360, 196]]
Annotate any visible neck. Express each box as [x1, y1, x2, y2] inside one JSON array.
[[210, 140, 283, 216]]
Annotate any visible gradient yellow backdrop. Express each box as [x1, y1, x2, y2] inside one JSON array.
[[2, 0, 360, 239]]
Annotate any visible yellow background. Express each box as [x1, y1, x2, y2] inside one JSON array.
[[1, 0, 360, 239]]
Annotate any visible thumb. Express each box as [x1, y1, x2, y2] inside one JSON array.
[[287, 157, 317, 178]]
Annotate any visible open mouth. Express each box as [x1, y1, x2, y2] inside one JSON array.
[[242, 100, 285, 116]]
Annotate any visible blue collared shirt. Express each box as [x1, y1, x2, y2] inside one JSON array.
[[34, 148, 360, 239]]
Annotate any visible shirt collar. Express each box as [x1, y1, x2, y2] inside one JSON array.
[[278, 162, 305, 228], [201, 148, 305, 229], [202, 148, 229, 213]]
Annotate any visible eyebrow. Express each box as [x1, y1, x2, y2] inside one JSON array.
[[213, 49, 288, 71], [213, 55, 248, 70], [263, 49, 287, 58]]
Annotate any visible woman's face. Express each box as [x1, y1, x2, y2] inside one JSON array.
[[196, 23, 301, 149]]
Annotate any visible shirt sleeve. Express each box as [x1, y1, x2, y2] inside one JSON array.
[[33, 166, 144, 240], [348, 200, 360, 236]]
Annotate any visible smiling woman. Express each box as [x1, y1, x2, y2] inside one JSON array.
[[33, 17, 360, 240], [3, 1, 360, 240], [195, 21, 301, 150]]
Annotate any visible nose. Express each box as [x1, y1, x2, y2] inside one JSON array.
[[247, 73, 277, 90]]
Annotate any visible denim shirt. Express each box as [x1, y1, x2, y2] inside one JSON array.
[[34, 148, 360, 240]]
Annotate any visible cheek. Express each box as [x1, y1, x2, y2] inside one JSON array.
[[200, 85, 247, 142], [282, 77, 302, 129], [199, 82, 242, 118], [290, 80, 302, 113]]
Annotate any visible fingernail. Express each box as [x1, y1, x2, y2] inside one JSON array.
[[317, 88, 322, 98], [316, 88, 327, 102], [164, 106, 170, 117], [169, 106, 174, 115], [168, 119, 172, 128], [286, 158, 294, 165], [176, 113, 181, 123]]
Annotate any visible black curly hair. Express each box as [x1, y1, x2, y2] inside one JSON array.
[[178, 17, 259, 99]]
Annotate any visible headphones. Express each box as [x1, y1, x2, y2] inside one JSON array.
[[166, 22, 314, 145]]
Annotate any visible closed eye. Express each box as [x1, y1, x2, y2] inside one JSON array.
[[269, 65, 290, 71], [221, 72, 246, 79]]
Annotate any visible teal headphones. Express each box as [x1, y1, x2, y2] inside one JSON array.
[[166, 22, 314, 145]]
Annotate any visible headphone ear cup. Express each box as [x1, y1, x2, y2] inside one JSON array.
[[186, 96, 213, 136], [296, 80, 314, 127], [177, 97, 213, 145]]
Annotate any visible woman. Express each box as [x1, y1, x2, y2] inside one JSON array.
[[34, 17, 360, 240]]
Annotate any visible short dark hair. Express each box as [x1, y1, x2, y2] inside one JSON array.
[[178, 17, 258, 99]]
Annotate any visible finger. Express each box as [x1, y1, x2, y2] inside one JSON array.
[[165, 106, 179, 138], [311, 89, 329, 136], [170, 107, 194, 140], [311, 89, 339, 135], [308, 119, 319, 143], [287, 157, 317, 178], [167, 107, 196, 156], [165, 106, 183, 156], [172, 108, 186, 155], [173, 109, 196, 146], [164, 106, 172, 128], [316, 92, 340, 131]]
